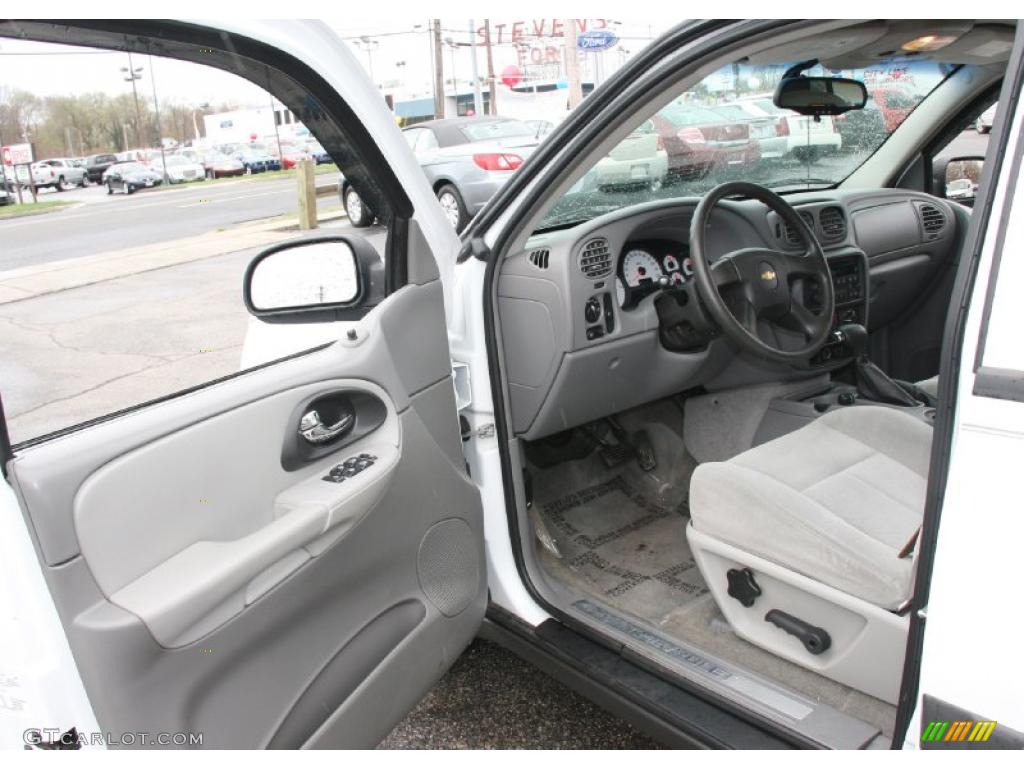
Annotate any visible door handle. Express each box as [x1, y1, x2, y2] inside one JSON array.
[[298, 409, 353, 445]]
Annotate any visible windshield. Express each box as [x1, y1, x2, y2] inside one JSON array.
[[538, 59, 953, 231], [115, 163, 146, 173], [460, 120, 534, 142]]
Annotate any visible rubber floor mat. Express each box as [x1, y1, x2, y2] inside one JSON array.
[[538, 476, 708, 621]]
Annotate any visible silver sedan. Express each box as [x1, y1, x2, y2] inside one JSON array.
[[341, 117, 539, 232]]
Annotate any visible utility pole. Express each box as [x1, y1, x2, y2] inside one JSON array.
[[432, 19, 445, 119], [563, 19, 584, 111], [445, 38, 459, 115], [121, 53, 144, 148], [484, 19, 497, 115], [353, 36, 379, 89], [148, 55, 169, 182], [270, 96, 284, 170], [468, 19, 484, 117]]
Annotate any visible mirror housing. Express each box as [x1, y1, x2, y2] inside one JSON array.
[[243, 234, 385, 323], [774, 76, 868, 117]]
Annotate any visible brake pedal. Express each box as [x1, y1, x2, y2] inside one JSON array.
[[599, 443, 632, 469], [633, 429, 657, 472]]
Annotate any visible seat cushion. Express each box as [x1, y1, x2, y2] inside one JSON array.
[[917, 375, 939, 399], [689, 406, 933, 608]]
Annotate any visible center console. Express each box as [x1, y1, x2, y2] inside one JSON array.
[[807, 249, 869, 367]]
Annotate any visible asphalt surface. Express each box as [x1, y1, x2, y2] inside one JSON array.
[[380, 639, 662, 749], [0, 171, 341, 271]]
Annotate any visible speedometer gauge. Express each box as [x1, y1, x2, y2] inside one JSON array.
[[622, 249, 663, 287]]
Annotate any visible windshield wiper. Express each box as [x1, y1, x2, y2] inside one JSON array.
[[535, 204, 624, 232], [765, 177, 837, 190]]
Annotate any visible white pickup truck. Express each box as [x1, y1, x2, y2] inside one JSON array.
[[14, 158, 88, 191]]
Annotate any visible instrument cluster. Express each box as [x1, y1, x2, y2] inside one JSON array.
[[615, 239, 693, 308]]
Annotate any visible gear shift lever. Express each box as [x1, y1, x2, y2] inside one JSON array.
[[836, 323, 919, 406]]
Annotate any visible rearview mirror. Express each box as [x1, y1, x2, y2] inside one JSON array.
[[774, 77, 868, 117], [243, 235, 384, 322], [944, 157, 983, 203]]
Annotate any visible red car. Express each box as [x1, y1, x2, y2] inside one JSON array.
[[650, 103, 760, 181], [278, 146, 312, 169], [870, 86, 916, 132]]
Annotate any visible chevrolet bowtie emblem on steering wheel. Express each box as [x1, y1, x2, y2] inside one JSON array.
[[759, 262, 778, 288]]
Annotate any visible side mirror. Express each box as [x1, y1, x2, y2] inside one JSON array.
[[243, 235, 385, 323], [774, 77, 868, 117], [944, 156, 984, 204]]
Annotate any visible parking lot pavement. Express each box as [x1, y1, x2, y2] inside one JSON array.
[[0, 172, 340, 271], [380, 639, 662, 749]]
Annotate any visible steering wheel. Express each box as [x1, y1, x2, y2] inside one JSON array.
[[689, 181, 834, 365]]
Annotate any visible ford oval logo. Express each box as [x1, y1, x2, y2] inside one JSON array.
[[576, 29, 619, 52]]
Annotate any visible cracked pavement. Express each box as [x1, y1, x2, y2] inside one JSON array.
[[0, 224, 384, 444]]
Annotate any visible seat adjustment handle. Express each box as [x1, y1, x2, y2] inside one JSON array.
[[765, 609, 831, 655]]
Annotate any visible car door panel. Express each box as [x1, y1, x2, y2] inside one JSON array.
[[9, 280, 486, 747]]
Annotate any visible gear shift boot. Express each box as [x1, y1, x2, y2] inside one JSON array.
[[836, 323, 920, 407]]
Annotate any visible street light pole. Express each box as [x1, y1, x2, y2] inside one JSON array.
[[354, 36, 379, 89], [148, 55, 169, 183], [469, 19, 484, 117], [121, 53, 144, 148]]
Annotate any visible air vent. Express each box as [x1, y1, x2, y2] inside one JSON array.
[[782, 211, 815, 246], [578, 237, 612, 280], [920, 204, 946, 234], [528, 248, 550, 269], [819, 206, 846, 241]]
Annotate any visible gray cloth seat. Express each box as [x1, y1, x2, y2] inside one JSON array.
[[916, 376, 939, 399], [689, 406, 933, 609]]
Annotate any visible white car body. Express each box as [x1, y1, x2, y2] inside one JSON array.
[[735, 96, 842, 156], [159, 156, 206, 184], [592, 121, 668, 190], [2, 18, 1023, 752]]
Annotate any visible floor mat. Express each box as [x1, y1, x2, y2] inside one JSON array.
[[537, 475, 708, 623]]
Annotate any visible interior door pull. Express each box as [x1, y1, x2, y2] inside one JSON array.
[[299, 409, 353, 444]]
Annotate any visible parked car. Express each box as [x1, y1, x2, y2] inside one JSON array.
[[976, 102, 998, 133], [945, 177, 978, 200], [651, 103, 761, 180], [0, 167, 11, 205], [231, 146, 281, 173], [592, 119, 668, 191], [342, 116, 540, 231], [200, 152, 246, 179], [84, 153, 119, 183], [711, 103, 787, 159], [278, 146, 313, 169], [161, 154, 207, 184], [524, 119, 555, 139], [102, 161, 163, 194], [833, 98, 888, 150], [336, 171, 374, 227], [871, 86, 917, 132], [304, 141, 332, 165], [733, 96, 843, 159], [14, 160, 65, 192]]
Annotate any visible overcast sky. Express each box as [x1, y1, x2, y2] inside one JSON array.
[[0, 19, 673, 108]]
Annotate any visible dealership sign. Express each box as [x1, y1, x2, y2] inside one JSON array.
[[577, 29, 618, 52], [1, 143, 33, 166]]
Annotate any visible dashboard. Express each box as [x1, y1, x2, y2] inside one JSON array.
[[496, 189, 961, 440]]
